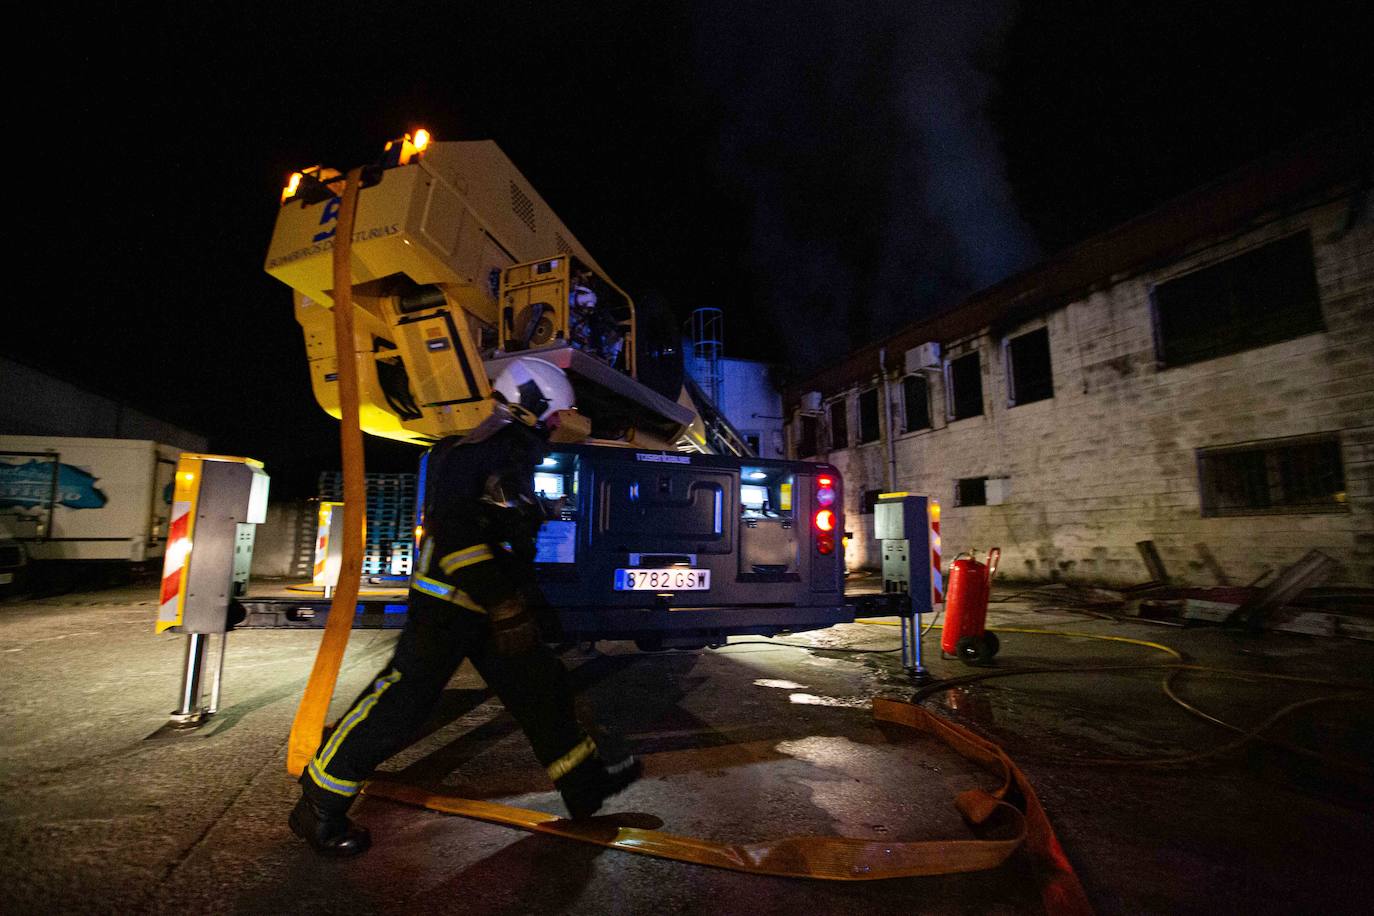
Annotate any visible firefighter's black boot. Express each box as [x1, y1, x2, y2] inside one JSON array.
[[556, 753, 643, 820], [289, 791, 372, 858]]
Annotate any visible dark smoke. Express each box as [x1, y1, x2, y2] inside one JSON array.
[[693, 1, 1037, 370]]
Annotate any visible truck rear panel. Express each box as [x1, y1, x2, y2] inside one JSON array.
[[529, 445, 849, 644]]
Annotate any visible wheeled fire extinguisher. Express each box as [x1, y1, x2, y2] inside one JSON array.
[[942, 548, 1001, 665]]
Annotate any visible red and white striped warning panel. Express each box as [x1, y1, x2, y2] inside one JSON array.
[[313, 501, 343, 587], [155, 455, 204, 633], [156, 501, 193, 631], [313, 503, 331, 583]]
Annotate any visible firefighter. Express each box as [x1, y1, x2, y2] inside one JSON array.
[[289, 357, 642, 857]]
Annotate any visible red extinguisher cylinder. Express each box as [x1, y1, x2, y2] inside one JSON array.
[[942, 556, 989, 655]]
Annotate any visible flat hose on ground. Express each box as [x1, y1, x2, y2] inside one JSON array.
[[365, 698, 1091, 914], [272, 208, 1091, 904], [287, 167, 367, 777]]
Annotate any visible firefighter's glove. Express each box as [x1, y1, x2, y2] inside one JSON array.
[[488, 597, 540, 656]]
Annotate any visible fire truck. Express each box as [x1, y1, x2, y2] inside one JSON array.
[[263, 131, 849, 648]]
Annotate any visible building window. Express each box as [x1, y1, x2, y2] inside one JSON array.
[[1006, 327, 1054, 405], [795, 415, 818, 459], [861, 488, 883, 514], [744, 432, 762, 456], [857, 388, 881, 444], [827, 399, 849, 451], [902, 374, 931, 432], [1198, 434, 1347, 517], [955, 477, 988, 507], [1152, 232, 1323, 368], [946, 351, 983, 421]]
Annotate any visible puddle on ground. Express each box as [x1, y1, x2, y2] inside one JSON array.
[[753, 678, 807, 690], [788, 693, 870, 709], [802, 655, 867, 673], [774, 734, 869, 765]]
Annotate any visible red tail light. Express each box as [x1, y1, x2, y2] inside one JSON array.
[[814, 471, 838, 555]]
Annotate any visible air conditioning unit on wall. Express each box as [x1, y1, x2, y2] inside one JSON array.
[[904, 342, 941, 374], [799, 391, 823, 413]]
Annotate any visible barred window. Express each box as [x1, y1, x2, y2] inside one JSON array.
[[1198, 435, 1347, 517], [1152, 232, 1323, 368], [956, 477, 988, 507]]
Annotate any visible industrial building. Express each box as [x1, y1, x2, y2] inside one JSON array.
[[786, 126, 1373, 587], [0, 356, 207, 451], [685, 308, 786, 460]]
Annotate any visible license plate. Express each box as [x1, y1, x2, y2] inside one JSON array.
[[614, 568, 711, 591]]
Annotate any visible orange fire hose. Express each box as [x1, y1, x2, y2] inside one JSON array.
[[365, 699, 1091, 913], [275, 175, 1089, 910], [286, 166, 367, 777]]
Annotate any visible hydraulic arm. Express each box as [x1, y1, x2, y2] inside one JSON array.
[[265, 133, 696, 449]]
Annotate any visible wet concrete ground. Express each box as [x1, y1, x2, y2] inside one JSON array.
[[1, 580, 1371, 914]]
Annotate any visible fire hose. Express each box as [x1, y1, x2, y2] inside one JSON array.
[[286, 166, 368, 778], [364, 697, 1089, 913], [281, 172, 1089, 911]]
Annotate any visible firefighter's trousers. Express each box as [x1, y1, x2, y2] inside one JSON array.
[[303, 590, 587, 805]]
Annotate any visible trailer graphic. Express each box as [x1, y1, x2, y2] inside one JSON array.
[[0, 458, 108, 510]]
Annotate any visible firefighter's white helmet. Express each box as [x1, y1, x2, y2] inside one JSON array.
[[490, 357, 575, 424]]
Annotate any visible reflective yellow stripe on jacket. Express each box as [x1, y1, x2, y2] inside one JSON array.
[[440, 544, 495, 575], [412, 575, 485, 613]]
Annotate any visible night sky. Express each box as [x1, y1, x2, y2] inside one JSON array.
[[10, 1, 1371, 495]]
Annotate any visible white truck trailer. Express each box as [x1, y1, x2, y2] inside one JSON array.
[[0, 436, 184, 583]]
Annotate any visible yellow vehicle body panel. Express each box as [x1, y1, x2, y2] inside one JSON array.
[[265, 139, 687, 447]]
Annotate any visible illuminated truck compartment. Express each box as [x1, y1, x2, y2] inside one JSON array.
[[531, 445, 847, 642]]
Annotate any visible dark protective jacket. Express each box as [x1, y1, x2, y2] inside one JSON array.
[[412, 423, 547, 611], [301, 421, 594, 807]]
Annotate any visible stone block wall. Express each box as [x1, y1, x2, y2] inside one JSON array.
[[809, 195, 1373, 587]]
